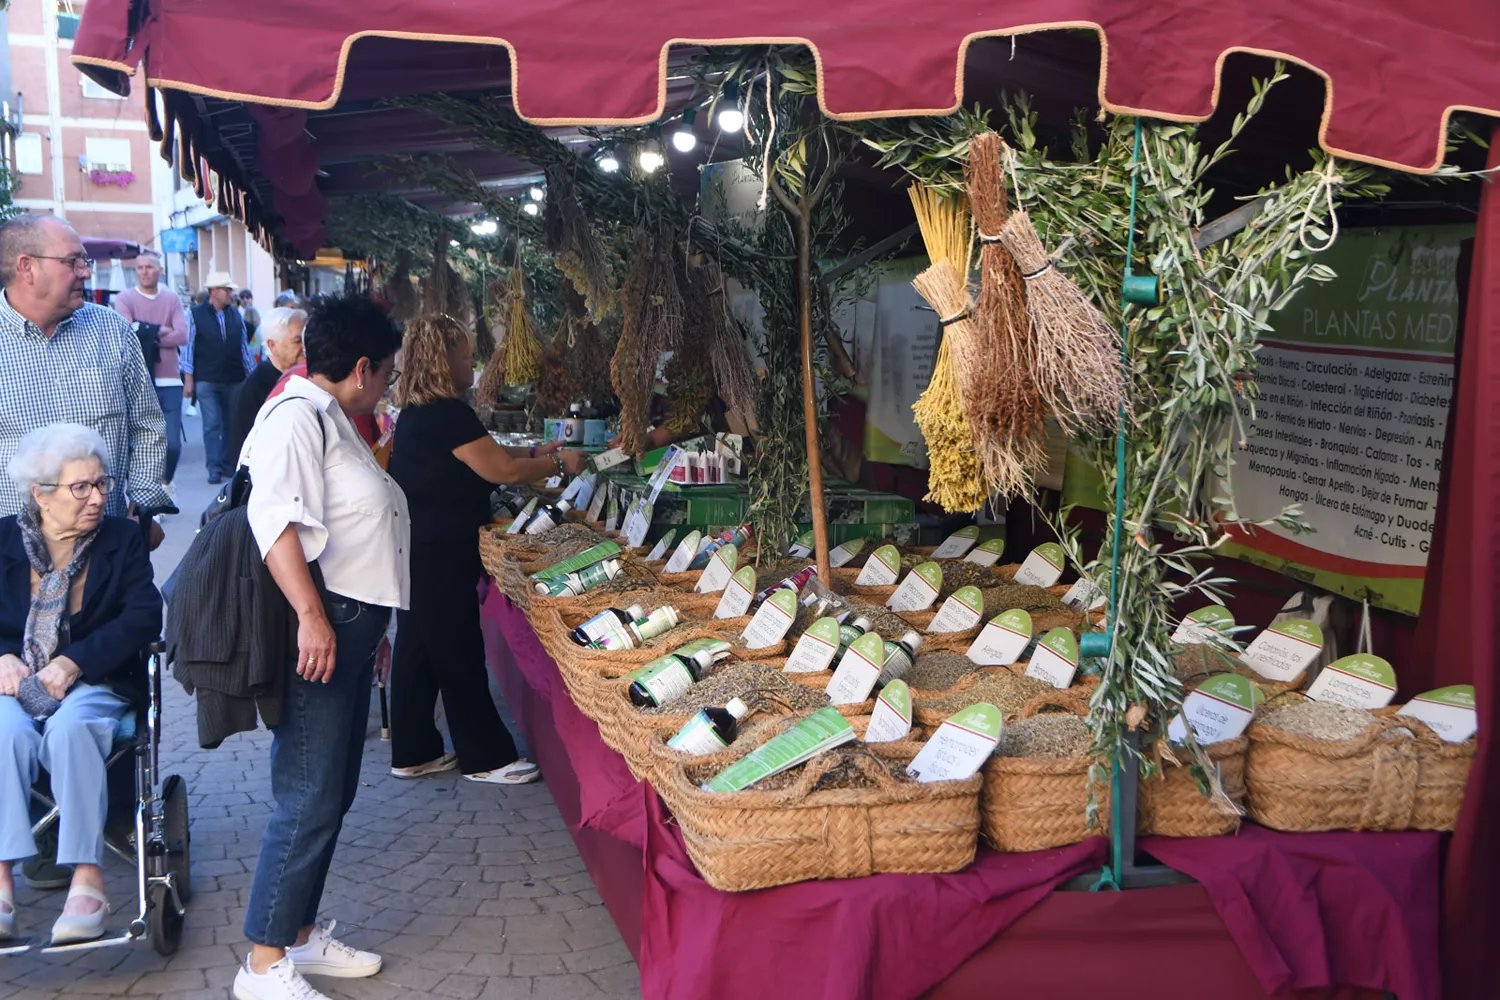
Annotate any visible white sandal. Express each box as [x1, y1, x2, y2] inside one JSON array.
[[50, 884, 109, 945], [0, 886, 15, 940]]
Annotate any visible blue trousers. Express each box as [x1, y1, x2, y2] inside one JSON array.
[[0, 684, 132, 866], [244, 593, 390, 947], [154, 385, 184, 483], [196, 381, 237, 479]]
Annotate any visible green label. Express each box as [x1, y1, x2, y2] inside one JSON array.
[[716, 544, 739, 572], [878, 679, 911, 718], [1187, 606, 1234, 626], [947, 702, 1003, 738], [848, 631, 888, 664], [1411, 684, 1476, 709], [1325, 653, 1397, 689], [1270, 619, 1324, 647], [675, 637, 732, 659], [872, 544, 900, 573], [828, 537, 866, 567], [702, 708, 855, 792], [791, 529, 816, 552], [1038, 627, 1079, 665], [805, 617, 842, 643], [995, 609, 1033, 636], [1197, 673, 1257, 712], [953, 526, 980, 540], [951, 586, 983, 614], [768, 589, 798, 616], [1034, 543, 1064, 570], [729, 566, 756, 591], [976, 538, 1006, 554], [913, 561, 943, 591], [531, 541, 623, 581]]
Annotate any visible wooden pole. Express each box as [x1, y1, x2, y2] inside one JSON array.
[[795, 210, 832, 581]]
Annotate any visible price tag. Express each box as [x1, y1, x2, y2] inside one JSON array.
[[645, 528, 677, 563], [865, 680, 913, 743], [828, 537, 866, 568], [1397, 685, 1478, 743], [1013, 543, 1065, 588], [506, 497, 538, 534], [647, 444, 685, 503], [826, 632, 888, 706], [1168, 674, 1260, 745], [604, 485, 620, 532], [929, 586, 984, 633], [741, 589, 799, 649], [907, 703, 1002, 783], [964, 537, 1006, 566], [783, 618, 842, 673], [1061, 578, 1106, 611], [694, 544, 739, 594], [931, 525, 981, 559], [1172, 605, 1235, 645], [584, 480, 608, 523], [788, 529, 815, 558], [591, 446, 631, 471], [1242, 619, 1324, 683], [1024, 628, 1080, 689], [886, 562, 942, 612], [967, 609, 1033, 666], [1306, 654, 1398, 710], [664, 530, 703, 573], [855, 545, 901, 587], [714, 566, 757, 619], [624, 499, 652, 548]]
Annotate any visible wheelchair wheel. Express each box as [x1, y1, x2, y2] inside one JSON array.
[[161, 774, 191, 903], [148, 882, 183, 955]]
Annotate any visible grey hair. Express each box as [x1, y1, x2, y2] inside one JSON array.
[[0, 214, 68, 287], [260, 306, 307, 347], [273, 290, 301, 307], [7, 423, 112, 508]]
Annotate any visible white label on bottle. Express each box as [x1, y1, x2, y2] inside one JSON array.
[[1396, 685, 1478, 743], [1171, 605, 1235, 645], [855, 545, 901, 587], [645, 529, 677, 563], [667, 712, 731, 755], [697, 534, 717, 554], [1024, 628, 1080, 689], [506, 498, 538, 534], [1168, 674, 1257, 746], [783, 618, 842, 673], [714, 567, 757, 619], [1242, 619, 1324, 683], [826, 632, 886, 705], [695, 544, 739, 594], [828, 537, 866, 568], [585, 481, 608, 523], [886, 562, 942, 612], [928, 586, 984, 633], [1061, 578, 1106, 611], [964, 537, 1006, 566], [907, 704, 1002, 783], [740, 590, 799, 649], [865, 680, 913, 744], [931, 526, 981, 559], [1306, 654, 1398, 710], [966, 610, 1034, 666], [560, 473, 588, 505], [665, 531, 703, 574], [593, 446, 631, 470], [1013, 543, 1065, 588], [632, 658, 695, 707]]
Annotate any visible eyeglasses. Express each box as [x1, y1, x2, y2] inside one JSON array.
[[41, 477, 115, 500], [29, 255, 96, 276], [386, 368, 402, 386]]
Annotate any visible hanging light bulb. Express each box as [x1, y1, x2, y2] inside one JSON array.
[[528, 186, 545, 201], [522, 202, 540, 217], [637, 139, 665, 174], [470, 218, 498, 236], [717, 83, 744, 133], [449, 239, 460, 248], [672, 107, 699, 153], [598, 148, 620, 172]]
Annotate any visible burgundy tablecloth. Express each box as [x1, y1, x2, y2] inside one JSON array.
[[479, 581, 1440, 1000]]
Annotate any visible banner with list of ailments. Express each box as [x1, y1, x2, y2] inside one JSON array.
[[1223, 225, 1470, 615]]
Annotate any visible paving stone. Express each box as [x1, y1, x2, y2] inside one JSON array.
[[531, 974, 609, 999]]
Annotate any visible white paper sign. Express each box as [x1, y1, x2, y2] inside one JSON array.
[[714, 567, 757, 619], [1306, 654, 1398, 710], [1168, 674, 1259, 745], [560, 471, 590, 505], [646, 444, 685, 504], [664, 531, 704, 574], [930, 526, 981, 560], [1024, 629, 1080, 689], [1013, 543, 1065, 588], [787, 529, 815, 558], [966, 610, 1034, 666], [1242, 619, 1324, 683], [886, 562, 942, 612], [906, 703, 1002, 783], [645, 528, 677, 563], [624, 499, 652, 548], [783, 618, 842, 673], [604, 485, 620, 532], [1397, 685, 1478, 743], [740, 590, 799, 649], [584, 481, 608, 523], [964, 537, 1006, 566], [826, 633, 887, 706], [1171, 605, 1236, 645], [928, 586, 984, 633], [592, 446, 631, 471], [864, 681, 913, 743], [694, 544, 739, 594], [828, 537, 866, 568], [855, 545, 901, 587], [1061, 578, 1106, 612]]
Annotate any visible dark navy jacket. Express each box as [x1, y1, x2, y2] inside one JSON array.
[[0, 515, 162, 708]]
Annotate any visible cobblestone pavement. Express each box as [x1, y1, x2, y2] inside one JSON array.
[[1, 416, 641, 999]]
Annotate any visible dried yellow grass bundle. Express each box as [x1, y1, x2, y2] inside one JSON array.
[[912, 260, 986, 513], [610, 241, 654, 456], [908, 185, 971, 270], [544, 165, 615, 323], [502, 267, 541, 384]]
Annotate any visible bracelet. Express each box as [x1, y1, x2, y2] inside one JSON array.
[[552, 452, 565, 476], [529, 443, 537, 458]]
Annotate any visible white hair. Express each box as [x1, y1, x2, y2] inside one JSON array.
[[260, 306, 307, 346], [7, 423, 111, 508]]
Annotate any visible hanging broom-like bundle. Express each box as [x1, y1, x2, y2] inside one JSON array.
[[502, 266, 541, 384], [384, 248, 419, 321], [908, 186, 987, 512], [965, 132, 1049, 494], [610, 240, 655, 456], [475, 341, 509, 408], [420, 234, 468, 322], [685, 267, 759, 429], [544, 165, 616, 323]]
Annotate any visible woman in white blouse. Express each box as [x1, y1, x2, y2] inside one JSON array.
[[233, 296, 406, 1000]]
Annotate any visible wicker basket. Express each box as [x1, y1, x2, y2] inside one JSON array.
[[1246, 712, 1473, 832], [1173, 644, 1306, 698], [661, 732, 981, 891], [980, 692, 1103, 852], [1137, 737, 1247, 837]]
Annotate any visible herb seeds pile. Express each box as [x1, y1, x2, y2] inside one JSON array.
[[1259, 701, 1376, 742], [994, 713, 1092, 759], [904, 653, 978, 692], [918, 669, 1055, 719]]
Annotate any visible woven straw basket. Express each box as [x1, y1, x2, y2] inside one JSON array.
[[980, 692, 1104, 852], [1137, 737, 1247, 837]]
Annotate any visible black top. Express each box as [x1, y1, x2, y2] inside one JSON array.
[[189, 302, 250, 384], [390, 397, 493, 545], [228, 360, 282, 469]]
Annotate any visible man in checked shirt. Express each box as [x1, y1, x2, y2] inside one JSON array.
[[0, 215, 171, 530]]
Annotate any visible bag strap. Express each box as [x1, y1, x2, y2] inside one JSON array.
[[243, 394, 328, 466]]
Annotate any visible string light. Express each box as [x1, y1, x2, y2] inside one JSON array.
[[470, 218, 498, 236], [522, 202, 540, 217], [672, 107, 699, 153], [528, 186, 545, 201], [597, 150, 620, 172], [717, 83, 744, 133], [637, 139, 665, 174]]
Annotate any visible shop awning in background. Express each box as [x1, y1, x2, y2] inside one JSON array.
[[74, 0, 1498, 174]]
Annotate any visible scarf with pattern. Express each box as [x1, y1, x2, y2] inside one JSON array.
[[15, 506, 97, 718]]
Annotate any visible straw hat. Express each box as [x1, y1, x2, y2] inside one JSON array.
[[203, 271, 237, 290]]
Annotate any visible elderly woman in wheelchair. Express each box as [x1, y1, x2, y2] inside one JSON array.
[[0, 424, 162, 945]]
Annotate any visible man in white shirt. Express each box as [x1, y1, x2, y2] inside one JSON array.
[[112, 253, 188, 487]]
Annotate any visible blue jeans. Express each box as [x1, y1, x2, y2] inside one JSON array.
[[154, 385, 184, 483], [244, 593, 390, 947], [196, 381, 237, 479], [0, 683, 132, 865]]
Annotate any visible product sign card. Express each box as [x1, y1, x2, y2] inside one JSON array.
[[964, 537, 1007, 566], [907, 703, 1002, 783], [929, 586, 984, 633], [592, 446, 631, 471], [1061, 578, 1107, 612], [584, 480, 608, 523], [625, 499, 653, 548], [788, 529, 816, 558], [1171, 605, 1236, 645], [865, 680, 913, 743], [741, 589, 799, 649], [886, 562, 943, 612], [1013, 543, 1065, 588], [828, 537, 867, 568], [1397, 685, 1478, 743], [697, 534, 718, 554], [826, 632, 888, 706], [783, 617, 843, 673], [931, 525, 981, 560], [664, 530, 704, 574], [714, 567, 757, 619], [695, 544, 739, 594], [604, 485, 620, 532], [559, 471, 590, 505], [544, 475, 563, 489], [1242, 619, 1324, 683], [646, 444, 685, 504], [645, 528, 677, 564], [1024, 628, 1080, 689], [506, 497, 538, 534], [1306, 654, 1398, 710], [855, 545, 902, 587], [1168, 673, 1259, 745], [967, 609, 1034, 666]]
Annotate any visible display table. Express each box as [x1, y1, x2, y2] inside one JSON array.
[[479, 580, 1440, 1000]]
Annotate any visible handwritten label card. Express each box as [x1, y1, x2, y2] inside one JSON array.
[[664, 530, 704, 573], [1306, 653, 1397, 710], [645, 528, 677, 563], [929, 586, 984, 633], [1061, 578, 1107, 612], [1397, 685, 1478, 743], [826, 632, 887, 706], [1024, 628, 1080, 689], [784, 618, 843, 673], [931, 525, 981, 559], [907, 703, 1002, 783], [828, 537, 866, 568], [1013, 543, 1065, 588], [964, 537, 1007, 566], [1168, 674, 1259, 745], [740, 589, 799, 649], [694, 543, 739, 594], [967, 609, 1034, 666], [1242, 619, 1324, 683], [855, 545, 901, 587], [865, 681, 913, 744], [714, 566, 757, 619], [886, 562, 942, 612], [1171, 605, 1235, 645]]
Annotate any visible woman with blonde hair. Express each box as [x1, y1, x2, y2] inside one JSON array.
[[388, 314, 585, 783]]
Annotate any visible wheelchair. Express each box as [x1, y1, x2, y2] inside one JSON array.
[[1, 643, 191, 957]]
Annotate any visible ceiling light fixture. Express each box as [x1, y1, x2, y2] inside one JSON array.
[[637, 139, 665, 174], [717, 83, 744, 133], [671, 106, 699, 153]]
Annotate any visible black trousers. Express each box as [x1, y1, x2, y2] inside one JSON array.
[[390, 543, 519, 773]]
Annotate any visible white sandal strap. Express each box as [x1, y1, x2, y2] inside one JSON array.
[[66, 885, 109, 906]]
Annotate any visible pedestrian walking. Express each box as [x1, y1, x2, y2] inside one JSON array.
[[181, 271, 254, 485], [111, 252, 188, 490]]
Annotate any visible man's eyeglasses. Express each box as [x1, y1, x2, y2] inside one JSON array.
[[29, 255, 96, 276], [386, 368, 402, 386], [41, 477, 116, 500]]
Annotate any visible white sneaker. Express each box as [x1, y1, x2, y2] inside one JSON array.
[[233, 956, 330, 1000], [390, 752, 457, 779], [463, 759, 541, 785], [285, 921, 382, 979]]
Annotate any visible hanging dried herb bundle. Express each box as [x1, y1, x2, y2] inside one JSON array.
[[543, 165, 616, 323], [610, 240, 654, 455], [420, 234, 468, 322], [535, 327, 572, 416], [475, 341, 509, 408], [384, 248, 419, 321], [965, 132, 1049, 494], [568, 318, 614, 405], [502, 266, 541, 383], [686, 267, 759, 428]]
